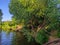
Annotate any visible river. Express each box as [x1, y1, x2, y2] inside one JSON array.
[[1, 31, 14, 45], [1, 30, 40, 45]]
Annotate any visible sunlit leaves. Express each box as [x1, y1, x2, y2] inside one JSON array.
[[9, 0, 60, 44], [9, 0, 47, 23]]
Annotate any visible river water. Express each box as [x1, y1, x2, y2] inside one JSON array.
[[1, 30, 39, 45], [1, 31, 14, 45], [1, 30, 30, 45]]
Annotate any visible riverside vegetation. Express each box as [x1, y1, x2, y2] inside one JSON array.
[[0, 0, 60, 45]]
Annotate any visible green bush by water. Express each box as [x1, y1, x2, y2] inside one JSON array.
[[35, 30, 49, 45]]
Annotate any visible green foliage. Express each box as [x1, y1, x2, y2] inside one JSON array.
[[22, 27, 34, 42], [9, 0, 60, 44], [35, 30, 48, 45], [9, 0, 47, 24], [9, 0, 59, 30], [2, 21, 16, 30], [57, 31, 60, 38], [0, 9, 3, 22], [0, 9, 3, 29]]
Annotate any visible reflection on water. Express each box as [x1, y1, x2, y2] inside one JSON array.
[[1, 30, 40, 45], [1, 31, 14, 45]]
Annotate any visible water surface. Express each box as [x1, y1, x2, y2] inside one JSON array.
[[1, 31, 14, 45], [1, 30, 40, 45]]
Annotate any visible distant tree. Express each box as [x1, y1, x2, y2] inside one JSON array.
[[0, 9, 3, 22], [0, 9, 3, 29]]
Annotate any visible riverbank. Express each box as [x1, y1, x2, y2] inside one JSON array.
[[2, 25, 23, 32]]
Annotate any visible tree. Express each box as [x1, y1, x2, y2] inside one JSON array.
[[0, 9, 3, 22], [9, 0, 60, 44], [0, 9, 3, 29], [0, 9, 3, 45]]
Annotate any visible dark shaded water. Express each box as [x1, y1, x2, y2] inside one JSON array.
[[1, 30, 40, 45]]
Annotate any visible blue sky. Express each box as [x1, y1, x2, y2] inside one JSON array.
[[0, 0, 12, 21]]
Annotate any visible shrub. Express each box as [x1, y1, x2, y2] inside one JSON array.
[[35, 30, 49, 45]]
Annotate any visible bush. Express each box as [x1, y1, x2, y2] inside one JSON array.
[[35, 30, 49, 45], [57, 31, 60, 38]]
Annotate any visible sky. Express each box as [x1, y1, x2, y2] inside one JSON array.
[[0, 0, 12, 21]]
